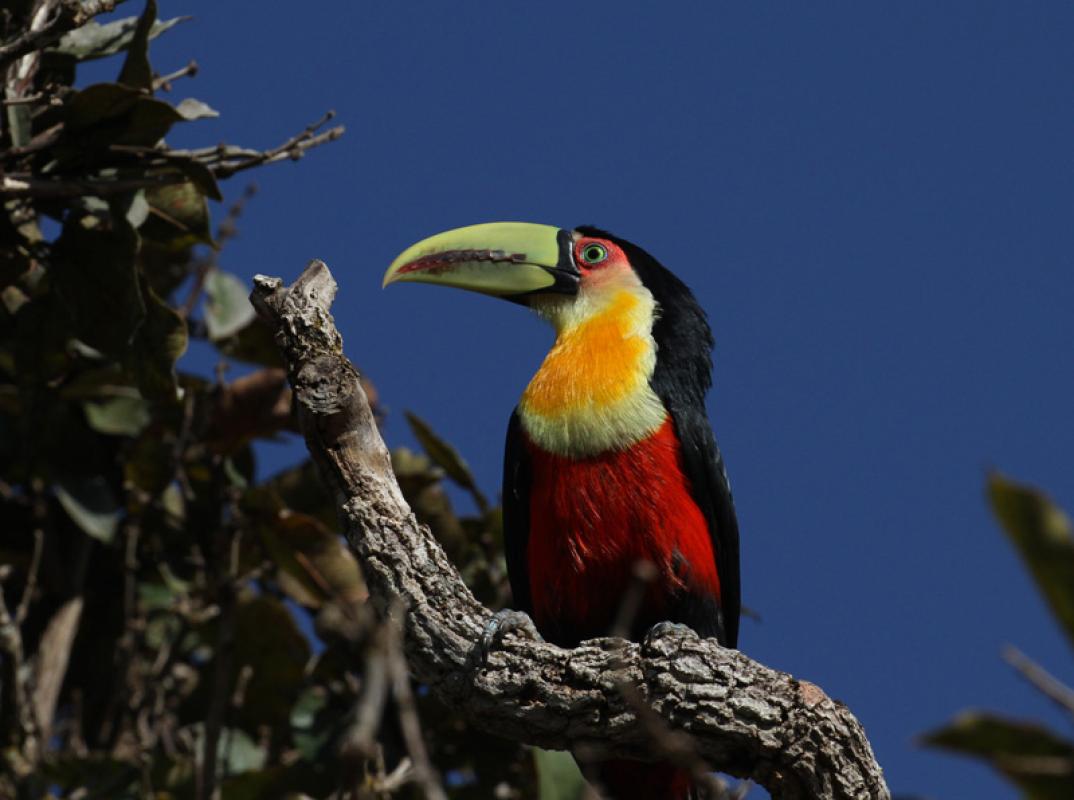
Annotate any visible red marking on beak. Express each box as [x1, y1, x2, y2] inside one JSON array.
[[396, 249, 527, 276]]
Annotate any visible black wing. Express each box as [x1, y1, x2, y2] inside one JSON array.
[[501, 409, 533, 615], [664, 401, 741, 648], [577, 226, 741, 648]]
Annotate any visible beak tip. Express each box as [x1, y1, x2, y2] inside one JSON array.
[[381, 264, 402, 289]]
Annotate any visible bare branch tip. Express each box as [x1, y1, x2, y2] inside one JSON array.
[[252, 274, 284, 295]]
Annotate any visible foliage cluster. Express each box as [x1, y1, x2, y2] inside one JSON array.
[[0, 2, 565, 798], [922, 475, 1074, 800]]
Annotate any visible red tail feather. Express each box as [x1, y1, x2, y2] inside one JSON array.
[[596, 760, 696, 800]]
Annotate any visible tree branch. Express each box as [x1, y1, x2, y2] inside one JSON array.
[[0, 0, 117, 72], [0, 573, 39, 775], [1003, 645, 1074, 719], [250, 260, 891, 800], [1, 118, 344, 199]]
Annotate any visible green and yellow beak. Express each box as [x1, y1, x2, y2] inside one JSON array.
[[383, 222, 579, 299]]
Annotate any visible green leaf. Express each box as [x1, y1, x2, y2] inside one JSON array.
[[54, 476, 121, 543], [391, 446, 443, 495], [405, 411, 487, 508], [0, 235, 30, 291], [12, 292, 70, 387], [290, 686, 328, 730], [172, 157, 223, 202], [144, 181, 214, 248], [989, 473, 1074, 651], [117, 0, 157, 90], [175, 97, 219, 121], [534, 748, 589, 800], [922, 712, 1074, 800], [229, 595, 310, 733], [118, 96, 192, 147], [161, 483, 185, 520], [257, 510, 365, 610], [124, 189, 150, 228], [218, 767, 295, 800], [124, 432, 174, 495], [187, 723, 266, 775], [6, 103, 31, 148], [391, 446, 466, 556], [222, 455, 249, 489], [137, 581, 174, 611], [51, 211, 144, 357], [131, 281, 187, 405], [159, 562, 191, 594], [51, 14, 189, 61], [243, 459, 335, 528], [289, 686, 338, 762], [83, 392, 151, 436], [219, 727, 266, 774], [204, 268, 256, 340], [39, 754, 139, 796], [214, 318, 284, 368], [64, 82, 141, 132], [61, 84, 209, 157], [59, 365, 131, 400]]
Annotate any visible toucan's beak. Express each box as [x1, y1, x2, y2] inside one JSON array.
[[383, 222, 579, 299]]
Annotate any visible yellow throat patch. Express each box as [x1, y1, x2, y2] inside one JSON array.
[[519, 287, 666, 456]]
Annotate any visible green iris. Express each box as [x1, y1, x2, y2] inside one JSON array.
[[581, 243, 608, 264]]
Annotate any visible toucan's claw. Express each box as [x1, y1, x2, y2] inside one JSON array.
[[480, 608, 541, 662], [641, 621, 697, 655]]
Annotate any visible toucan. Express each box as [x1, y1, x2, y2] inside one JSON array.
[[384, 223, 740, 800]]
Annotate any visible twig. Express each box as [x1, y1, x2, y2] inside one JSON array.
[[0, 582, 38, 773], [212, 111, 344, 179], [114, 121, 342, 178], [1003, 644, 1074, 718], [1, 116, 341, 200], [609, 560, 657, 640], [1, 121, 63, 159], [1, 92, 59, 106], [197, 522, 242, 800], [384, 610, 448, 800], [178, 183, 257, 319], [338, 632, 391, 799], [153, 60, 199, 92], [0, 171, 189, 199], [0, 0, 117, 71], [14, 527, 43, 625], [375, 757, 414, 792]]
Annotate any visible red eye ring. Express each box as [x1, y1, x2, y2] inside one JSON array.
[[579, 242, 608, 265]]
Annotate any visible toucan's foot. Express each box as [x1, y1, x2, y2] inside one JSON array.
[[480, 609, 540, 662], [641, 621, 697, 655]]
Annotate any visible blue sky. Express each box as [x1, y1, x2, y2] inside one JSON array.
[[128, 2, 1074, 796]]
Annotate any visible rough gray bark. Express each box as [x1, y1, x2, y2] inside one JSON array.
[[250, 261, 891, 800]]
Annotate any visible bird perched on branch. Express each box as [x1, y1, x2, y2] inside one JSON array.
[[385, 223, 740, 800]]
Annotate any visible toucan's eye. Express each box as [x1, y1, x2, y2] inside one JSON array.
[[580, 243, 608, 265]]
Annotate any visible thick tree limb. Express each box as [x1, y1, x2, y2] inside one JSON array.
[[250, 261, 890, 800]]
